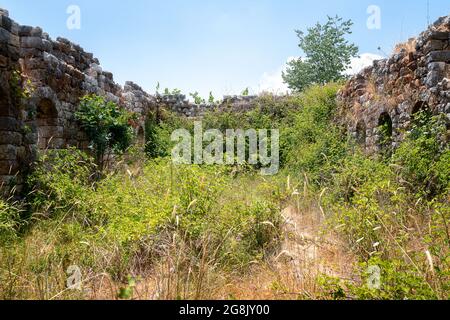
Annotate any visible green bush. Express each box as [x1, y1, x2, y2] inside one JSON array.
[[75, 95, 136, 168], [0, 200, 22, 244], [282, 83, 348, 186], [27, 148, 96, 216], [394, 112, 449, 197]]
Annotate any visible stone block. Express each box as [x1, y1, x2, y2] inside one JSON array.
[[423, 40, 445, 54], [427, 51, 450, 63], [20, 36, 44, 49], [0, 160, 18, 175], [0, 144, 17, 160], [0, 54, 7, 67], [0, 27, 11, 44], [20, 47, 43, 58], [429, 31, 450, 40], [0, 8, 9, 17], [24, 132, 37, 144], [0, 131, 22, 145], [0, 117, 19, 131], [30, 27, 43, 37], [18, 25, 32, 37], [0, 15, 12, 32]]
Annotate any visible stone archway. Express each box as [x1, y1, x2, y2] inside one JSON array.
[[137, 126, 145, 146], [355, 120, 367, 146], [411, 101, 431, 125], [378, 112, 393, 152], [36, 98, 59, 149], [412, 101, 430, 115]]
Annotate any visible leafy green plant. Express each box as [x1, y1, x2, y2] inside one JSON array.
[[190, 92, 205, 105], [10, 70, 34, 100], [75, 95, 136, 169], [208, 91, 215, 104], [0, 200, 22, 244], [27, 148, 96, 215], [394, 112, 449, 197]]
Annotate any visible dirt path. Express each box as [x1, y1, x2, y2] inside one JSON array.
[[219, 205, 356, 299], [89, 205, 356, 300]]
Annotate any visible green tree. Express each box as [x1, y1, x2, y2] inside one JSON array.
[[75, 95, 135, 169], [190, 92, 205, 105], [283, 16, 358, 92]]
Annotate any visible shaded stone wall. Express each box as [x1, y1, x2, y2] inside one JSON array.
[[338, 15, 450, 153], [0, 9, 154, 194]]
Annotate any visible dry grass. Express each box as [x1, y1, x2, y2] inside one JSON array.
[[393, 38, 417, 54], [80, 202, 357, 300]]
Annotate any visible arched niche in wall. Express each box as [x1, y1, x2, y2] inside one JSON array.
[[377, 112, 393, 153], [355, 120, 367, 146], [36, 98, 59, 150], [411, 101, 431, 124], [137, 126, 145, 146]]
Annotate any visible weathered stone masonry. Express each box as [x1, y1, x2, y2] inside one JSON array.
[[339, 15, 450, 153], [0, 9, 156, 193]]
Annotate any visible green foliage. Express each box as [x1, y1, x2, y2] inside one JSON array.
[[283, 16, 358, 92], [394, 112, 449, 197], [208, 91, 215, 104], [144, 111, 193, 159], [27, 148, 96, 216], [241, 87, 249, 96], [21, 153, 282, 283], [75, 95, 135, 167], [190, 91, 205, 105], [348, 256, 438, 300], [10, 70, 34, 100], [1, 80, 449, 300], [0, 200, 22, 244], [164, 87, 181, 95], [322, 111, 450, 299], [281, 83, 348, 186], [117, 276, 137, 300]]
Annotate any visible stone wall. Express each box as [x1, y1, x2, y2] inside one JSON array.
[[338, 15, 450, 153], [0, 9, 154, 194], [156, 93, 259, 117]]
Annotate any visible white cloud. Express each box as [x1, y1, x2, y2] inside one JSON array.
[[255, 57, 297, 95], [255, 53, 383, 95], [345, 53, 383, 75]]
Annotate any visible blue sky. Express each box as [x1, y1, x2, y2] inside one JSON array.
[[1, 0, 449, 98]]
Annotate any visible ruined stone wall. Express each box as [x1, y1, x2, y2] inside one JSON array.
[[0, 9, 154, 194], [339, 15, 450, 153], [156, 94, 259, 117]]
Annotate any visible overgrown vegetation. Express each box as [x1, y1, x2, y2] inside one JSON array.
[[75, 95, 136, 169], [1, 83, 447, 300], [1, 11, 449, 299]]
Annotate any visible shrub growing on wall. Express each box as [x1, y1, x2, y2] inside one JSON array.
[[75, 95, 135, 169]]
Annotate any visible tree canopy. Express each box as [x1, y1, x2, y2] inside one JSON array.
[[283, 16, 359, 92]]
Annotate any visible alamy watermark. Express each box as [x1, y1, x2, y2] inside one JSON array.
[[171, 121, 280, 176], [367, 265, 381, 290], [66, 5, 81, 30], [66, 265, 82, 290], [367, 5, 381, 30]]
